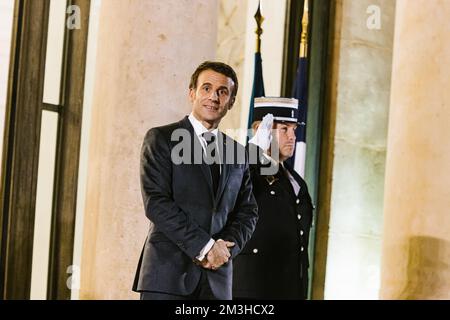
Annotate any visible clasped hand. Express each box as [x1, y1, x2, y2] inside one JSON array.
[[200, 239, 235, 271]]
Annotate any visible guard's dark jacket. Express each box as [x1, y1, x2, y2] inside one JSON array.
[[233, 144, 314, 299]]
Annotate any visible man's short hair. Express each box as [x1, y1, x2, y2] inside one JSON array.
[[189, 61, 239, 99]]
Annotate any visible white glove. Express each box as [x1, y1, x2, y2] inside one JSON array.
[[249, 114, 274, 151]]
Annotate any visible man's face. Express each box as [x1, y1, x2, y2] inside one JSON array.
[[274, 122, 297, 162], [189, 69, 235, 129]]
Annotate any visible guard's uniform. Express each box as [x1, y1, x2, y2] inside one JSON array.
[[232, 153, 314, 299], [232, 96, 314, 300]]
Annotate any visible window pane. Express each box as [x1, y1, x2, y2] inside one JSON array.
[[30, 110, 59, 300], [0, 0, 15, 178], [43, 0, 67, 105]]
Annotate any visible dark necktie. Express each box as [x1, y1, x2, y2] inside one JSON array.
[[202, 132, 220, 195]]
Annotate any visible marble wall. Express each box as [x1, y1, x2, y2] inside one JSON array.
[[380, 0, 450, 299], [324, 0, 395, 299], [216, 0, 248, 137]]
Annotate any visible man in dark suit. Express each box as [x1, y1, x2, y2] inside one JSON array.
[[233, 97, 314, 300], [133, 61, 258, 300]]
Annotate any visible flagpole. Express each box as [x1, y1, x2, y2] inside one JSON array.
[[255, 1, 264, 53], [247, 1, 266, 132], [289, 0, 310, 177], [300, 0, 309, 59]]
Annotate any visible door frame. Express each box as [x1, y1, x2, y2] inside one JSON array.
[[0, 0, 90, 300]]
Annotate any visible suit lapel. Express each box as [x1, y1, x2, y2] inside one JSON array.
[[215, 132, 231, 204]]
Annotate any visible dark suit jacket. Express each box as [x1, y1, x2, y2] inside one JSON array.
[[232, 144, 314, 299], [132, 116, 258, 300]]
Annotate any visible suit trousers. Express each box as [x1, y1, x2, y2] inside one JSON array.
[[140, 269, 217, 300]]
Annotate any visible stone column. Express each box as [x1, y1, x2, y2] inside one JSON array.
[[380, 0, 450, 299], [80, 0, 218, 299]]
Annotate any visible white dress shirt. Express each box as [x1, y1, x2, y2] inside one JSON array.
[[281, 162, 301, 195], [188, 113, 217, 261]]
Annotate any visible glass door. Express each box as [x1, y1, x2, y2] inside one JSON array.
[[0, 0, 91, 300]]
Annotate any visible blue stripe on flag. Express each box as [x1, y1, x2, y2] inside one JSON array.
[[286, 57, 308, 176]]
